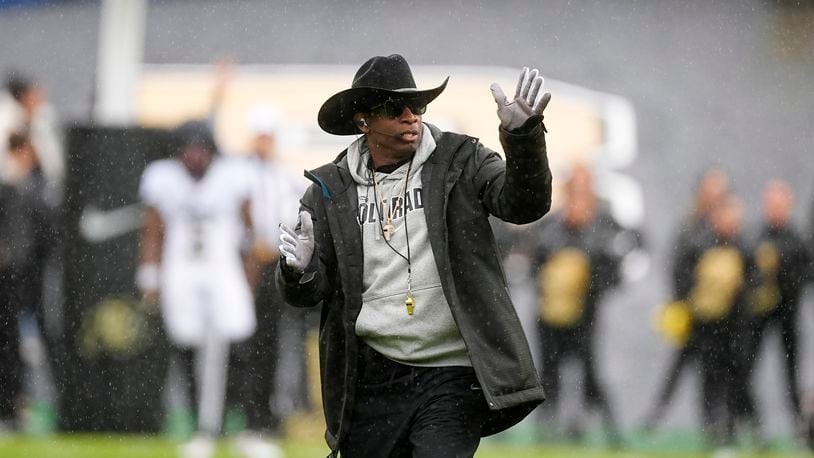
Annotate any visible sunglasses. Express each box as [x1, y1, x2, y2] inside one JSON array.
[[368, 98, 427, 118]]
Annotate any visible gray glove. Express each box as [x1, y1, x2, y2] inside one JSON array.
[[490, 67, 551, 131], [279, 211, 314, 273]]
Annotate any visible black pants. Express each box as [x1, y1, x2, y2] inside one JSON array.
[[0, 270, 22, 421], [228, 260, 283, 432], [695, 322, 739, 445], [175, 346, 200, 420], [341, 345, 489, 458], [645, 335, 699, 425], [539, 323, 618, 435], [745, 309, 801, 417]]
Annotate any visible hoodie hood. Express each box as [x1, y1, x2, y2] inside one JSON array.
[[347, 123, 436, 185]]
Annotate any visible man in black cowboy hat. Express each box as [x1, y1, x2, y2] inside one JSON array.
[[276, 54, 552, 457]]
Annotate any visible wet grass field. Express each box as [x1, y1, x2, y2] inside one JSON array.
[[0, 435, 812, 458]]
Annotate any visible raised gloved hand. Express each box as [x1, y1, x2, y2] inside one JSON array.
[[490, 67, 551, 131], [279, 211, 315, 273]]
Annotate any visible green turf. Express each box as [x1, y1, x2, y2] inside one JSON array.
[[0, 435, 812, 458]]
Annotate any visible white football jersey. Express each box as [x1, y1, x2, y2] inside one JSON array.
[[139, 156, 255, 346]]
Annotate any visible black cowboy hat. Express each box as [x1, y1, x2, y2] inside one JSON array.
[[318, 54, 448, 135]]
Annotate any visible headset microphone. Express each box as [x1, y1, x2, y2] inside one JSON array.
[[359, 118, 416, 140], [360, 119, 412, 140]]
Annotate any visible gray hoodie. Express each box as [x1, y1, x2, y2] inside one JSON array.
[[346, 124, 470, 367]]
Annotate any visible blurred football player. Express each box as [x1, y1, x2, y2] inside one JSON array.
[[644, 168, 730, 428], [745, 180, 811, 432], [533, 166, 622, 444], [137, 120, 256, 458], [685, 194, 756, 446], [232, 104, 303, 458]]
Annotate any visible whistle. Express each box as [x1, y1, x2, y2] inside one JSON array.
[[405, 296, 415, 315]]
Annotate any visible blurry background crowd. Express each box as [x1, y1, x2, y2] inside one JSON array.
[[1, 0, 813, 456]]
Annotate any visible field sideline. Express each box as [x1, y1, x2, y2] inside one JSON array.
[[0, 435, 812, 458]]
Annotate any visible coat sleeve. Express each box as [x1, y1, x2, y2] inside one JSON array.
[[276, 183, 335, 308], [471, 116, 552, 224]]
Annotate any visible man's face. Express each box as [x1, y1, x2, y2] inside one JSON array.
[[697, 169, 729, 216], [711, 198, 743, 239], [566, 165, 594, 196], [564, 190, 596, 228], [252, 133, 276, 161], [762, 182, 793, 228], [363, 98, 425, 161], [181, 145, 213, 180], [20, 86, 44, 116]]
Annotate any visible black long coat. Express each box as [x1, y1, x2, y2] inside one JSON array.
[[278, 120, 552, 452]]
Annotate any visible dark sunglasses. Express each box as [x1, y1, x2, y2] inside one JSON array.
[[368, 98, 427, 118]]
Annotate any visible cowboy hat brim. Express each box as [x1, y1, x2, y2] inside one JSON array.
[[318, 77, 448, 136]]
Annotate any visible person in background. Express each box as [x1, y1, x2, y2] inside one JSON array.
[[4, 132, 59, 347], [0, 147, 23, 435], [0, 190, 21, 433], [806, 393, 814, 451], [0, 74, 64, 433], [808, 185, 814, 450], [533, 166, 622, 444], [0, 73, 64, 197], [644, 168, 730, 429], [0, 132, 59, 434], [276, 54, 552, 457], [137, 120, 260, 458], [685, 194, 755, 447], [205, 58, 300, 456], [231, 104, 303, 458], [745, 180, 812, 433]]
